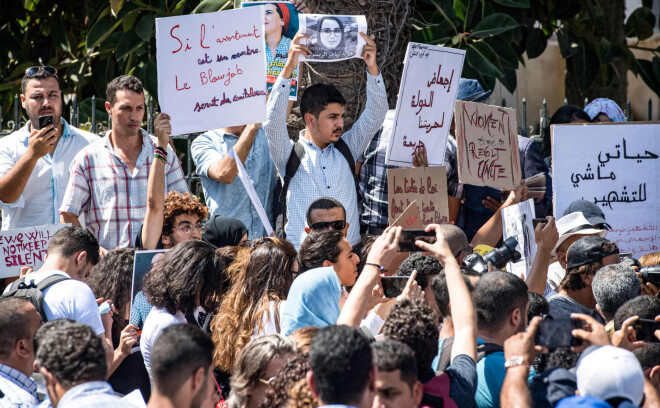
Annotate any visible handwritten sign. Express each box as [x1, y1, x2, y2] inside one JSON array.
[[553, 123, 660, 257], [390, 200, 424, 229], [0, 224, 68, 278], [387, 166, 449, 226], [156, 7, 268, 135], [385, 43, 465, 167], [242, 1, 301, 100], [455, 101, 522, 191], [502, 199, 536, 279], [299, 15, 367, 61], [229, 147, 274, 236]]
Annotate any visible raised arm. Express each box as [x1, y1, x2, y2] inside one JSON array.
[[59, 151, 91, 227], [263, 32, 310, 173], [141, 113, 171, 250], [526, 217, 558, 295], [416, 226, 477, 363], [205, 124, 260, 184], [470, 184, 528, 247]]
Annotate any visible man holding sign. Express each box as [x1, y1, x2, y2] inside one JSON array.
[[264, 31, 388, 249]]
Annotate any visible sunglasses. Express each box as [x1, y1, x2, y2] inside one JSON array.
[[25, 66, 58, 79], [310, 220, 346, 231]]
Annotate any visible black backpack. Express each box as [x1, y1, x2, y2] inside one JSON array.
[[272, 138, 358, 238], [1, 274, 70, 322]]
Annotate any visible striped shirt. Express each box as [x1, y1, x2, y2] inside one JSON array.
[[59, 129, 188, 249], [264, 71, 388, 249], [0, 363, 38, 407]]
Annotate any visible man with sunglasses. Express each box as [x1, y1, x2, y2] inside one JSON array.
[[304, 197, 349, 237], [0, 66, 99, 230]]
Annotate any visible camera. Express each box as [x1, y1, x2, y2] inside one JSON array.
[[639, 265, 660, 285], [462, 237, 521, 274]]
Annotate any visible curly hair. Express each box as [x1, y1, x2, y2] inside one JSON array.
[[382, 298, 438, 378], [258, 354, 314, 408], [212, 237, 297, 372], [142, 240, 225, 315], [299, 229, 344, 272], [287, 378, 318, 408], [162, 191, 209, 235], [227, 334, 296, 408], [287, 326, 320, 356], [397, 252, 442, 289], [85, 248, 135, 342], [34, 320, 107, 388]]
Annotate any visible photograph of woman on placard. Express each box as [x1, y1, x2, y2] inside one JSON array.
[[242, 1, 303, 99], [300, 14, 367, 62]]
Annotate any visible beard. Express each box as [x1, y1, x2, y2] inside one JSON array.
[[27, 105, 62, 130]]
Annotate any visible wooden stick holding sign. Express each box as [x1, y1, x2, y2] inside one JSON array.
[[387, 166, 449, 226], [229, 147, 274, 236]]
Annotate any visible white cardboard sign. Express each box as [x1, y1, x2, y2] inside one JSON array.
[[502, 199, 536, 279], [156, 7, 268, 135], [552, 123, 660, 257], [0, 224, 69, 278], [385, 43, 465, 167]]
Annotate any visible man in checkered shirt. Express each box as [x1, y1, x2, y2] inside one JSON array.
[[264, 31, 388, 250], [60, 75, 188, 249]]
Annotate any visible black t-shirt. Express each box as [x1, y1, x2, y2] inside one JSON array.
[[133, 224, 164, 250]]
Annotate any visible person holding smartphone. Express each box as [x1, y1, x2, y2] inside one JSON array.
[[0, 66, 99, 231]]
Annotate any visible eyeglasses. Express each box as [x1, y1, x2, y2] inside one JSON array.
[[320, 28, 342, 37], [171, 223, 207, 235], [25, 66, 58, 79], [259, 376, 277, 385], [310, 220, 346, 231]]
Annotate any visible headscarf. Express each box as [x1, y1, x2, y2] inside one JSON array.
[[584, 98, 626, 122], [275, 3, 290, 35], [281, 266, 341, 336], [203, 216, 248, 248]]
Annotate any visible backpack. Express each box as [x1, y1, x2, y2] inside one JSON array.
[[272, 138, 358, 238], [1, 274, 70, 322], [420, 373, 457, 408], [477, 342, 504, 361]]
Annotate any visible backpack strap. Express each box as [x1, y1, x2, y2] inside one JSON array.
[[435, 337, 455, 374], [477, 342, 504, 362], [2, 274, 70, 323], [421, 393, 444, 408], [333, 138, 362, 204], [275, 142, 305, 238]]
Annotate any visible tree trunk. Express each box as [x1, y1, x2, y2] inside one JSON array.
[[565, 0, 627, 110], [287, 0, 414, 138]]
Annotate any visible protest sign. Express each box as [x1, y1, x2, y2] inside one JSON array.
[[553, 123, 660, 257], [156, 7, 267, 135], [385, 43, 464, 167], [387, 166, 449, 226], [502, 199, 536, 279], [229, 147, 274, 236], [241, 1, 300, 99], [130, 249, 168, 316], [455, 101, 522, 191], [299, 14, 367, 61], [390, 201, 424, 229], [0, 224, 68, 278]]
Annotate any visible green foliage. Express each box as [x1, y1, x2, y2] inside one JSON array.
[[413, 0, 660, 97]]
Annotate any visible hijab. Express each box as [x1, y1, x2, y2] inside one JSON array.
[[584, 98, 626, 122], [203, 216, 248, 248]]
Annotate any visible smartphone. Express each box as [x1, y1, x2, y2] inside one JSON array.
[[398, 229, 436, 252], [633, 318, 660, 343], [532, 218, 548, 228], [38, 114, 53, 130], [535, 318, 584, 349], [381, 276, 409, 298]]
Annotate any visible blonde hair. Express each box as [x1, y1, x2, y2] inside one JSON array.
[[639, 251, 660, 267]]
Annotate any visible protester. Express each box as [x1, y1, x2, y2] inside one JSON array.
[[396, 252, 443, 319], [0, 66, 98, 230], [287, 326, 320, 355], [228, 334, 296, 408], [308, 325, 375, 408], [372, 339, 423, 408], [34, 319, 125, 407], [298, 229, 359, 284], [147, 324, 218, 408], [591, 264, 641, 331], [85, 248, 149, 399], [561, 200, 611, 230], [304, 197, 349, 236], [0, 298, 42, 407], [542, 105, 590, 164], [548, 236, 620, 322], [203, 215, 249, 248], [140, 240, 225, 379], [584, 98, 627, 122], [613, 296, 660, 335], [212, 237, 297, 373], [191, 123, 276, 239], [639, 251, 660, 267], [633, 344, 660, 394], [60, 75, 188, 249], [264, 29, 387, 249], [527, 291, 550, 322], [258, 354, 317, 408]]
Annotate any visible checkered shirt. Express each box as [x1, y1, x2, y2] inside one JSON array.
[[129, 290, 152, 331], [59, 129, 188, 249], [264, 70, 388, 249], [0, 363, 38, 408]]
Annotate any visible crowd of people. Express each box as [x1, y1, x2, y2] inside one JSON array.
[[0, 3, 659, 408]]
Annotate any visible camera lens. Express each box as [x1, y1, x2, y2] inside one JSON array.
[[640, 265, 660, 285], [483, 237, 521, 269]]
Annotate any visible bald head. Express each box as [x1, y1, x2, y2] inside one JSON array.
[[437, 224, 468, 257]]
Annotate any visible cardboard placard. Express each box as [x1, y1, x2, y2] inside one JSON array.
[[0, 224, 69, 278], [455, 101, 522, 191], [552, 122, 660, 257], [156, 7, 268, 135], [389, 201, 424, 229], [385, 43, 465, 167], [387, 166, 449, 226]]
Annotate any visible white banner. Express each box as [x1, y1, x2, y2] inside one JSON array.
[[156, 7, 268, 135], [502, 199, 536, 279], [230, 148, 274, 236], [299, 14, 367, 61], [552, 123, 660, 257], [0, 224, 69, 278], [385, 43, 465, 167]]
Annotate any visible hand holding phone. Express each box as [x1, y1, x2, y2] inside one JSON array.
[[381, 276, 408, 298], [398, 229, 436, 252], [535, 318, 584, 349]]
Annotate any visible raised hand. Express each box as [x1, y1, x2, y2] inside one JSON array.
[[359, 31, 379, 76]]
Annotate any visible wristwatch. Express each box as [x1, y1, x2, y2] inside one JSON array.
[[504, 356, 525, 368]]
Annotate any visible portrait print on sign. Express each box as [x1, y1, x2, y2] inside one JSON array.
[[299, 14, 367, 61]]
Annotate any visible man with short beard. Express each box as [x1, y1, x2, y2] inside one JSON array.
[[0, 66, 98, 230]]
